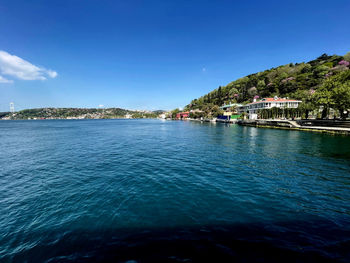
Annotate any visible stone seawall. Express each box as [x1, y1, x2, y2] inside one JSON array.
[[237, 119, 350, 135]]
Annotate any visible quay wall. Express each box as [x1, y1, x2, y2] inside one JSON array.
[[237, 119, 350, 135]]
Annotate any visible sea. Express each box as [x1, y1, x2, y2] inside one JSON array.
[[0, 119, 349, 262]]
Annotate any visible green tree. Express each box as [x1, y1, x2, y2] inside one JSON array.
[[228, 87, 239, 100], [313, 65, 329, 78], [292, 89, 316, 119], [209, 105, 223, 117], [171, 108, 180, 119], [344, 51, 350, 62], [217, 86, 223, 105], [313, 85, 334, 119], [332, 82, 350, 119], [314, 70, 350, 119]]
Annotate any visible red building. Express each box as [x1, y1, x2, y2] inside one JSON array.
[[176, 111, 189, 119]]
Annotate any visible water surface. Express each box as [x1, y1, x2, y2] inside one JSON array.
[[0, 119, 349, 262]]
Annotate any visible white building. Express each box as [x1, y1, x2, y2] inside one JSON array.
[[237, 97, 302, 119], [159, 113, 167, 119]]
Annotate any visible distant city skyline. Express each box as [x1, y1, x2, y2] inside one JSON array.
[[1, 0, 349, 112]]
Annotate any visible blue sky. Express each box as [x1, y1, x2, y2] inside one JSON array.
[[0, 0, 349, 111]]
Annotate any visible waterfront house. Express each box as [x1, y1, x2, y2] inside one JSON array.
[[176, 111, 190, 120], [219, 103, 242, 119], [159, 113, 167, 119], [237, 97, 302, 119]]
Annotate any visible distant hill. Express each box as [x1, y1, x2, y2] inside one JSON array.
[[0, 112, 10, 118], [1, 108, 165, 120], [186, 52, 350, 111]]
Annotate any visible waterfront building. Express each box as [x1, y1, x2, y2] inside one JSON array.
[[219, 103, 242, 119], [237, 97, 302, 119], [220, 103, 242, 115], [176, 111, 190, 120], [159, 113, 167, 119]]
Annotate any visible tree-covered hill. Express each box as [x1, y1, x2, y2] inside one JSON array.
[[0, 112, 10, 118], [185, 52, 350, 117], [1, 108, 164, 120]]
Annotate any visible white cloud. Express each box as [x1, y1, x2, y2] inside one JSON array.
[[0, 50, 58, 82], [47, 70, 58, 78], [0, 75, 13, 83]]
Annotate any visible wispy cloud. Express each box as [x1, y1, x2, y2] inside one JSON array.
[[0, 50, 58, 82], [0, 75, 13, 83]]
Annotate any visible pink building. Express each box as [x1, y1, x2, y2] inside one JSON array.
[[176, 112, 190, 119]]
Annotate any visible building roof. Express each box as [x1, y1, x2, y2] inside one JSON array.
[[249, 98, 302, 105], [219, 103, 243, 109]]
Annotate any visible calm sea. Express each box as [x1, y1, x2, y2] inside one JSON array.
[[0, 119, 349, 262]]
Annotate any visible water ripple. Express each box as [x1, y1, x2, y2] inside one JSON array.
[[0, 119, 350, 262]]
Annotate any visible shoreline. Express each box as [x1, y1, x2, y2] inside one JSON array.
[[2, 117, 350, 135], [184, 118, 350, 135], [236, 119, 350, 135], [0, 117, 159, 121]]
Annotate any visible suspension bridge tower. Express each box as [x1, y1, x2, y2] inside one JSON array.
[[10, 102, 15, 113]]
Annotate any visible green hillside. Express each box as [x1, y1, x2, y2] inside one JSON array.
[[1, 108, 163, 120], [0, 112, 10, 118], [184, 52, 350, 119]]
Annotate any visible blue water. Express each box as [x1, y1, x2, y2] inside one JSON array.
[[0, 119, 350, 262]]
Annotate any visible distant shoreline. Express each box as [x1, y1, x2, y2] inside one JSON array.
[[0, 107, 165, 120], [0, 117, 160, 120]]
